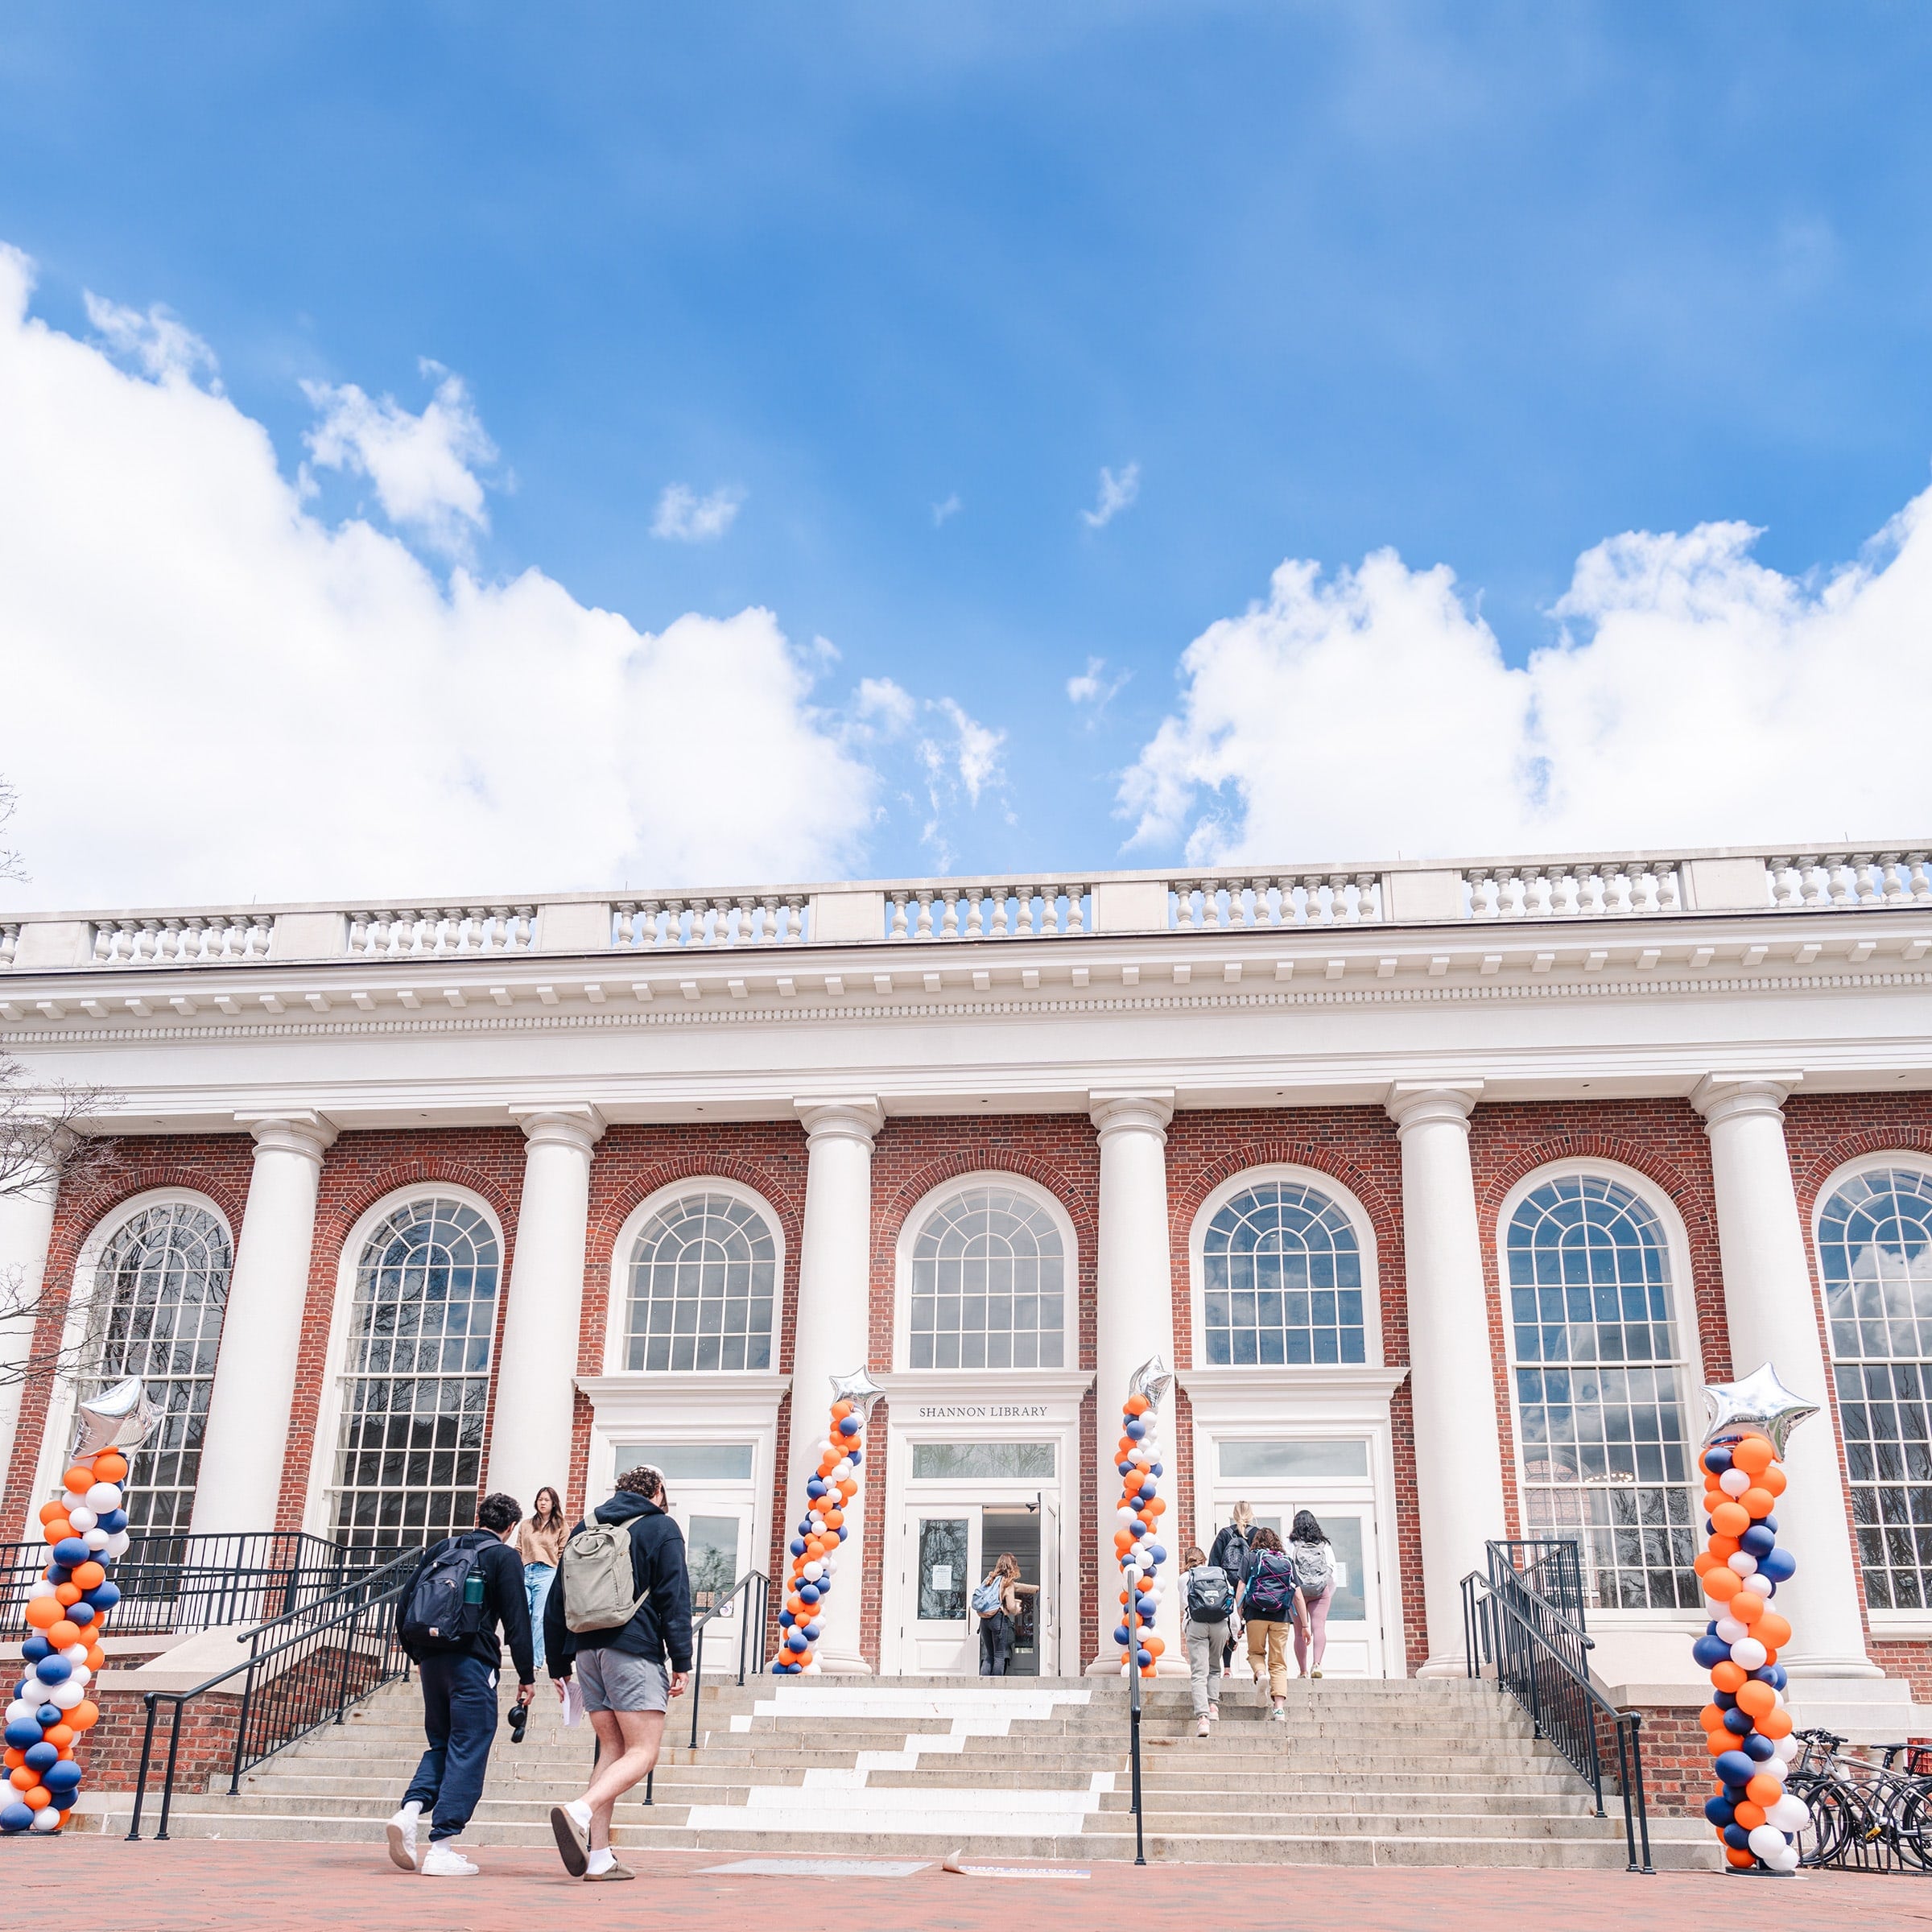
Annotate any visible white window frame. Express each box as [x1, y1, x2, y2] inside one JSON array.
[[602, 1176, 786, 1376], [1187, 1164, 1384, 1371], [1496, 1157, 1707, 1630], [891, 1170, 1080, 1375], [1810, 1152, 1932, 1638], [27, 1187, 233, 1529], [300, 1182, 506, 1539]]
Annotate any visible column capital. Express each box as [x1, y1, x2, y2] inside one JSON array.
[[794, 1096, 885, 1146], [234, 1111, 336, 1163], [509, 1104, 606, 1154], [1385, 1082, 1483, 1136], [1088, 1090, 1174, 1142], [1691, 1072, 1803, 1129]]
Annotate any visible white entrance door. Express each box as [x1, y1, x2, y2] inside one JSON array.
[[1249, 1505, 1383, 1678], [906, 1509, 980, 1673]]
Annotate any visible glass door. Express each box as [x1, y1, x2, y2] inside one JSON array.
[[1249, 1506, 1381, 1678], [905, 1510, 978, 1674]]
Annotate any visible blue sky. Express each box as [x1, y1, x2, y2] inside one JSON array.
[[3, 4, 1932, 907]]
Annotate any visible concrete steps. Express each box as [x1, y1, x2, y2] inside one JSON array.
[[73, 1670, 1716, 1870]]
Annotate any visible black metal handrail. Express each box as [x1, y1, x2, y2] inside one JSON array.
[[1127, 1656, 1146, 1864], [126, 1548, 419, 1840], [1486, 1538, 1589, 1624], [685, 1569, 770, 1748], [1, 1530, 399, 1637], [1463, 1545, 1653, 1874]]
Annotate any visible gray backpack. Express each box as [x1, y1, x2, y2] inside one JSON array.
[[1291, 1539, 1335, 1598], [558, 1520, 650, 1633]]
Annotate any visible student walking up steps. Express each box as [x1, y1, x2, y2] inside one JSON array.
[[1288, 1509, 1338, 1680], [1239, 1526, 1311, 1721]]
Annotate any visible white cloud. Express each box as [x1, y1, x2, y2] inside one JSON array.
[[931, 493, 962, 527], [923, 698, 1005, 808], [1067, 654, 1129, 720], [303, 361, 496, 557], [1081, 461, 1140, 530], [1122, 496, 1932, 865], [84, 290, 220, 386], [852, 676, 918, 737], [0, 246, 876, 909], [652, 481, 745, 543]]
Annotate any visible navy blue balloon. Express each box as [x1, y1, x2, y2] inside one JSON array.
[[836, 1525, 848, 1541], [1125, 1418, 1146, 1439], [1713, 1689, 1736, 1709], [1769, 1666, 1789, 1690], [848, 1449, 861, 1466], [1703, 1446, 1733, 1474], [1744, 1733, 1776, 1761], [43, 1761, 80, 1794], [1741, 1525, 1777, 1558], [789, 1538, 806, 1557], [1723, 1707, 1754, 1736], [786, 1630, 808, 1653], [1759, 1548, 1796, 1583], [1117, 1460, 1134, 1477], [1703, 1795, 1736, 1827], [1692, 1634, 1732, 1668], [52, 1537, 89, 1567], [1763, 1514, 1777, 1534], [1146, 1543, 1167, 1564], [68, 1603, 94, 1627], [837, 1416, 860, 1436], [34, 1657, 70, 1686], [778, 1610, 795, 1628], [1136, 1596, 1156, 1618], [20, 1636, 50, 1663], [1723, 1781, 1750, 1805], [799, 1583, 820, 1604], [0, 1801, 34, 1834], [1129, 1519, 1146, 1539], [3, 1719, 42, 1750], [1150, 1462, 1163, 1477], [23, 1740, 57, 1773], [1114, 1625, 1130, 1645], [45, 1565, 70, 1586], [98, 1509, 127, 1534], [1715, 1749, 1757, 1785], [807, 1478, 827, 1499], [1722, 1823, 1752, 1852], [803, 1620, 822, 1640], [1135, 1648, 1152, 1668], [35, 1705, 60, 1728]]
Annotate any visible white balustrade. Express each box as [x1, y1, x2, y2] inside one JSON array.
[[884, 881, 1091, 939], [1463, 862, 1683, 919], [348, 906, 538, 957], [90, 914, 275, 966], [1767, 852, 1932, 910], [0, 925, 16, 970], [1170, 873, 1383, 929], [613, 894, 810, 948]]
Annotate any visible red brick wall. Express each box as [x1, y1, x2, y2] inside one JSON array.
[[1621, 1702, 1711, 1818], [81, 1686, 242, 1797], [3, 1134, 256, 1532], [1162, 1108, 1423, 1672]]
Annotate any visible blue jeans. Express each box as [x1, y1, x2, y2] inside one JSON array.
[[525, 1563, 555, 1669], [403, 1653, 499, 1841]]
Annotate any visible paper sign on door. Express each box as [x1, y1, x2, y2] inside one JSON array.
[[931, 1565, 953, 1591]]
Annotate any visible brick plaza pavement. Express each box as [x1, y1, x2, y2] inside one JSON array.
[[4, 1842, 1931, 1931]]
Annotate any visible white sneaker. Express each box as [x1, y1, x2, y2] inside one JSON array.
[[1208, 1704, 1220, 1722], [1195, 1716, 1210, 1737], [419, 1841, 479, 1876], [385, 1808, 419, 1872], [1270, 1704, 1287, 1724]]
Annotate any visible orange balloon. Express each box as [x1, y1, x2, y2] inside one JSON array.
[[1113, 1531, 1133, 1552], [1740, 1488, 1775, 1520], [1730, 1591, 1764, 1626], [1745, 1772, 1783, 1807], [1731, 1435, 1773, 1475], [1736, 1680, 1776, 1719], [1707, 1731, 1732, 1757], [838, 1480, 857, 1500], [85, 1646, 104, 1672], [1, 1750, 19, 1771], [1703, 1567, 1742, 1600], [22, 1785, 50, 1811], [1145, 1635, 1165, 1657], [1147, 1497, 1166, 1516], [823, 1509, 844, 1530], [1708, 1535, 1740, 1558], [1725, 1847, 1757, 1869], [831, 1400, 853, 1420], [68, 1702, 98, 1732], [1761, 1464, 1788, 1496], [43, 1725, 73, 1750], [94, 1452, 128, 1483], [1710, 1501, 1751, 1538], [9, 1766, 35, 1790], [1734, 1801, 1766, 1831], [42, 1519, 72, 1544], [47, 1620, 80, 1649], [1757, 1612, 1793, 1651], [62, 1464, 95, 1494], [1710, 1662, 1747, 1694], [1702, 1491, 1728, 1517], [1697, 1703, 1726, 1732], [24, 1596, 60, 1630], [1693, 1552, 1718, 1577], [36, 1501, 66, 1525], [1757, 1707, 1794, 1740], [56, 1583, 84, 1608], [1125, 1394, 1150, 1416]]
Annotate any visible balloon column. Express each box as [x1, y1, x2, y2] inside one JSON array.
[[1690, 1364, 1821, 1876], [777, 1368, 881, 1673], [1112, 1354, 1173, 1679], [3, 1377, 159, 1837]]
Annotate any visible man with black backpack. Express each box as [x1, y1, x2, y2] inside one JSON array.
[[385, 1492, 535, 1876], [1179, 1542, 1236, 1736], [542, 1464, 693, 1882]]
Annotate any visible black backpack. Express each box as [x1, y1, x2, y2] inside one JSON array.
[[1186, 1564, 1235, 1624], [401, 1535, 489, 1653], [1244, 1550, 1297, 1620]]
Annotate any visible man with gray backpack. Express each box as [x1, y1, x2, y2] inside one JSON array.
[[1179, 1542, 1235, 1736], [542, 1465, 694, 1881]]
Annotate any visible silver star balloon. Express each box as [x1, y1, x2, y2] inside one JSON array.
[[72, 1376, 163, 1457], [1702, 1362, 1819, 1458], [1129, 1352, 1173, 1414], [829, 1366, 884, 1425]]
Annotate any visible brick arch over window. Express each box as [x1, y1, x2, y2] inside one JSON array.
[[1468, 1104, 1727, 1542], [2, 1133, 255, 1526], [275, 1129, 527, 1531]]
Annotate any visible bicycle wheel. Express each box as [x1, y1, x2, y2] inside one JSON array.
[[1880, 1773, 1932, 1871], [1790, 1770, 1857, 1868]]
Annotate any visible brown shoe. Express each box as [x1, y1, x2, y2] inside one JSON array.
[[584, 1861, 635, 1882]]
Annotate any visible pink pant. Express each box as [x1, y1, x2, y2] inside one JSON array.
[[1294, 1587, 1331, 1672]]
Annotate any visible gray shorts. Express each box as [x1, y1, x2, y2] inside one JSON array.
[[575, 1646, 669, 1715]]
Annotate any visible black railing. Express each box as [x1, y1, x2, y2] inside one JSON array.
[[686, 1570, 770, 1749], [1463, 1541, 1653, 1874], [1486, 1538, 1588, 1624], [126, 1549, 419, 1840], [1126, 1657, 1146, 1864], [2, 1531, 399, 1637]]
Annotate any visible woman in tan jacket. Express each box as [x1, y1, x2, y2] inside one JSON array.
[[516, 1486, 568, 1670]]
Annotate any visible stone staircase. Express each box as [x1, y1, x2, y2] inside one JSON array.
[[75, 1672, 1714, 1869]]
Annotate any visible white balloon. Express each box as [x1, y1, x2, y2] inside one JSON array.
[[27, 1580, 55, 1600], [1766, 1793, 1810, 1831], [83, 1528, 109, 1550], [63, 1645, 88, 1666], [4, 1699, 34, 1725], [85, 1482, 122, 1513], [105, 1530, 130, 1557], [1719, 1468, 1752, 1497], [1773, 1734, 1801, 1762], [68, 1662, 89, 1686], [60, 1490, 87, 1513], [1727, 1551, 1758, 1575], [1729, 1637, 1769, 1670], [802, 1560, 824, 1582], [1117, 1506, 1137, 1525], [66, 1506, 97, 1534], [1740, 1573, 1773, 1597], [1747, 1823, 1787, 1862], [823, 1554, 839, 1575], [30, 1806, 60, 1832], [1767, 1843, 1800, 1874], [47, 1678, 84, 1710], [1715, 1616, 1748, 1643]]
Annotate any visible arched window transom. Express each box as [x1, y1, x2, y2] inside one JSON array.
[[626, 1192, 776, 1372], [85, 1202, 231, 1534], [1201, 1182, 1364, 1366], [910, 1187, 1065, 1370], [1507, 1174, 1698, 1610], [1818, 1166, 1932, 1611], [329, 1197, 500, 1552]]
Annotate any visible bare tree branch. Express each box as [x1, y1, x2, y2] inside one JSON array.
[[0, 774, 21, 885]]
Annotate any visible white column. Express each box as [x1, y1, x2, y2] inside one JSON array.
[[1385, 1083, 1509, 1674], [1693, 1075, 1877, 1678], [0, 1156, 59, 1501], [789, 1097, 883, 1674], [189, 1113, 335, 1536], [487, 1106, 605, 1511], [1088, 1091, 1179, 1672]]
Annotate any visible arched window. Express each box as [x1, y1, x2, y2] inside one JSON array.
[[329, 1196, 500, 1553], [1817, 1166, 1932, 1612], [625, 1191, 776, 1372], [910, 1186, 1065, 1370], [1506, 1173, 1699, 1610], [81, 1201, 231, 1535], [1201, 1182, 1365, 1366]]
